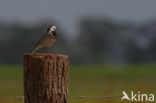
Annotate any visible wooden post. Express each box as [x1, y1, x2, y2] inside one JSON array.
[[23, 53, 69, 103]]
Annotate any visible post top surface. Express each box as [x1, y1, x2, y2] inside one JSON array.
[[24, 53, 68, 59]]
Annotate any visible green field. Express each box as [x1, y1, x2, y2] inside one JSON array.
[[0, 64, 156, 103]]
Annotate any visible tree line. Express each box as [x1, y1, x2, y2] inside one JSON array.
[[0, 18, 156, 64]]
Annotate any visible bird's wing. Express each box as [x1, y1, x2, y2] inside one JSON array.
[[35, 33, 49, 46]]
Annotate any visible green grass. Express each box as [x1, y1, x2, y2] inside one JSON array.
[[0, 64, 156, 103]]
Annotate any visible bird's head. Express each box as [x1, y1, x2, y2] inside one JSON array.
[[47, 26, 57, 33], [50, 26, 57, 31]]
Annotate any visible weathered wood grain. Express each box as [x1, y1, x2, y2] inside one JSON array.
[[23, 53, 69, 103]]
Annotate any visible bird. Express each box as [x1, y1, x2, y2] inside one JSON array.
[[32, 26, 57, 53]]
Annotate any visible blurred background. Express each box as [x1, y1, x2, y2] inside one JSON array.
[[0, 0, 156, 103]]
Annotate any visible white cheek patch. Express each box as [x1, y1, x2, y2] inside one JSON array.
[[50, 26, 56, 31]]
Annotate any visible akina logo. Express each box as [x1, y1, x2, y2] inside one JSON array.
[[121, 91, 154, 102]]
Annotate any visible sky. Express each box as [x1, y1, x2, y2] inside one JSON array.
[[0, 0, 156, 35]]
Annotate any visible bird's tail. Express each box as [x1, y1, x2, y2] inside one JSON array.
[[32, 46, 40, 53]]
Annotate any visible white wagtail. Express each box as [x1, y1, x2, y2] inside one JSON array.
[[32, 26, 57, 53]]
